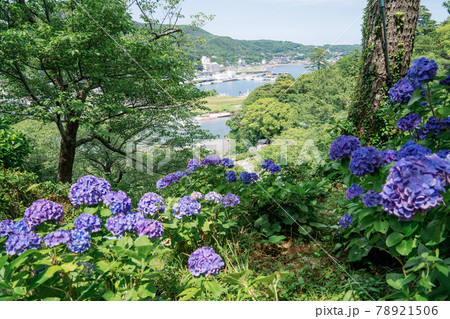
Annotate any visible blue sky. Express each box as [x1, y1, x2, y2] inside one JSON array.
[[130, 0, 449, 45]]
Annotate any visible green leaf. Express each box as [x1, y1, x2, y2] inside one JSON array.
[[435, 263, 450, 277], [386, 232, 404, 247], [254, 274, 276, 284], [203, 280, 224, 297], [386, 273, 404, 290], [61, 263, 78, 272], [222, 269, 253, 287], [374, 220, 389, 234], [268, 235, 286, 244], [138, 284, 157, 299], [178, 287, 200, 301], [29, 265, 62, 290], [117, 236, 133, 249], [396, 238, 414, 256]]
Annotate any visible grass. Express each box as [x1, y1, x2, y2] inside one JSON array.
[[196, 96, 246, 114]]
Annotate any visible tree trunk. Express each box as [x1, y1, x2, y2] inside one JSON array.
[[57, 120, 79, 183], [349, 0, 420, 140]]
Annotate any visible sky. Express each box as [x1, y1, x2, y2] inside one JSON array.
[[130, 0, 449, 45]]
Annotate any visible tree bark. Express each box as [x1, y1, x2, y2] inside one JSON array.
[[349, 0, 421, 140], [57, 119, 79, 183]]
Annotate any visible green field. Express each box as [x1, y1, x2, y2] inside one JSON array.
[[199, 96, 246, 114]]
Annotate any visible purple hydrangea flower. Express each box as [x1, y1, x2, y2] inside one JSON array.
[[261, 159, 274, 170], [102, 190, 132, 215], [14, 219, 28, 233], [250, 173, 259, 182], [338, 214, 352, 229], [267, 163, 281, 174], [381, 149, 398, 165], [135, 219, 163, 239], [201, 155, 221, 166], [174, 171, 186, 179], [346, 184, 364, 200], [329, 135, 361, 161], [407, 57, 438, 83], [186, 158, 201, 173], [204, 192, 223, 203], [5, 231, 42, 255], [156, 173, 179, 190], [67, 229, 91, 254], [380, 154, 450, 220], [74, 213, 102, 233], [24, 199, 64, 230], [435, 149, 450, 159], [138, 192, 166, 216], [221, 193, 240, 208], [44, 229, 71, 248], [105, 213, 128, 236], [221, 158, 235, 168], [388, 78, 418, 103], [172, 196, 201, 220], [124, 212, 145, 232], [397, 113, 421, 131], [362, 190, 381, 207], [69, 175, 111, 207], [416, 116, 450, 139], [0, 220, 14, 238], [239, 171, 252, 184], [397, 140, 432, 160], [190, 191, 203, 200], [226, 171, 237, 183], [349, 147, 383, 176], [188, 246, 225, 277]]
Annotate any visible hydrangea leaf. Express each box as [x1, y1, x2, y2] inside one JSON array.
[[396, 238, 414, 256], [386, 232, 405, 247], [374, 220, 389, 234], [29, 265, 62, 290]]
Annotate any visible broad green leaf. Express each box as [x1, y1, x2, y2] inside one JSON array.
[[396, 238, 414, 256], [222, 269, 253, 287], [29, 265, 62, 290], [178, 287, 200, 301], [386, 273, 404, 290], [61, 263, 78, 272], [386, 232, 404, 247], [374, 220, 389, 234], [203, 280, 224, 297], [268, 235, 286, 244], [138, 284, 157, 299]]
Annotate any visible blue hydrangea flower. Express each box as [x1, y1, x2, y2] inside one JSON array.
[[381, 154, 450, 220], [250, 173, 259, 182], [24, 199, 64, 230], [349, 147, 383, 176], [174, 171, 186, 179], [188, 246, 225, 277], [205, 192, 223, 203], [221, 193, 240, 208], [435, 149, 450, 159], [416, 116, 450, 139], [226, 171, 237, 183], [407, 57, 438, 83], [221, 158, 234, 168], [138, 192, 166, 216], [44, 229, 72, 248], [362, 190, 381, 207], [346, 184, 364, 200], [397, 140, 432, 160], [190, 191, 203, 200], [201, 155, 221, 166], [74, 213, 102, 233], [135, 219, 163, 240], [338, 214, 352, 229], [261, 159, 274, 170], [67, 229, 91, 254], [381, 149, 398, 165], [102, 190, 132, 215], [239, 171, 252, 184], [172, 196, 201, 219], [156, 173, 179, 190], [14, 219, 28, 233], [105, 213, 128, 236], [388, 78, 418, 103], [329, 135, 361, 161], [0, 220, 14, 238], [69, 175, 111, 207], [397, 113, 421, 131], [186, 158, 201, 173], [5, 231, 42, 256], [124, 212, 145, 232], [267, 163, 281, 174]]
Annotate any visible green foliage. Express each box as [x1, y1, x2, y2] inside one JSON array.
[[306, 47, 329, 71], [0, 124, 31, 169], [0, 168, 69, 220]]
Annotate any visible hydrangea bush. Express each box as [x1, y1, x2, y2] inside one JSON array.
[[330, 57, 450, 301]]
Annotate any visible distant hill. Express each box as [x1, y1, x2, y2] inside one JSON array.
[[134, 22, 360, 66], [182, 27, 361, 65]]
